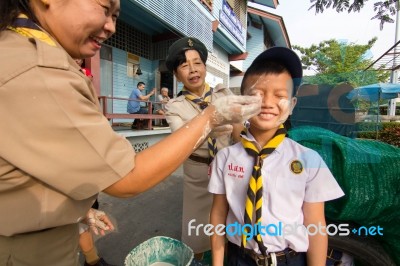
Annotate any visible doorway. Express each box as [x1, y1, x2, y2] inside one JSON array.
[[160, 71, 174, 98]]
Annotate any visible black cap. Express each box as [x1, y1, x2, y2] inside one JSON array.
[[250, 46, 303, 87], [165, 37, 208, 72]]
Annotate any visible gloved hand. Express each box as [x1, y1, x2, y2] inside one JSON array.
[[210, 95, 261, 126], [209, 124, 233, 138], [84, 208, 115, 235]]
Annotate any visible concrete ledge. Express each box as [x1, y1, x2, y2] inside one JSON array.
[[116, 128, 171, 138]]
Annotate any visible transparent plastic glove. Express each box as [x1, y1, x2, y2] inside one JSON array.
[[209, 124, 233, 138], [85, 208, 114, 235], [210, 95, 261, 125]]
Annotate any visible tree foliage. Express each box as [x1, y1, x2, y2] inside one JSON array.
[[294, 39, 390, 112], [309, 0, 399, 29], [293, 38, 390, 87]]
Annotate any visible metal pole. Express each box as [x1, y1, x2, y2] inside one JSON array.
[[376, 91, 380, 140], [388, 1, 400, 116]]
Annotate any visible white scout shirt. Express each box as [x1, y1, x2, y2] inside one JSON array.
[[208, 130, 345, 253]]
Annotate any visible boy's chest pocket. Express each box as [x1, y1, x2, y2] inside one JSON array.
[[274, 175, 306, 195]]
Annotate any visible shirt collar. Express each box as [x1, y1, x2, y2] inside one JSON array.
[[240, 129, 284, 154]]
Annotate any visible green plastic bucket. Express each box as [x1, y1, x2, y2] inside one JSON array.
[[124, 236, 194, 266]]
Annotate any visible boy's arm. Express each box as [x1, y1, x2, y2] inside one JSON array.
[[303, 201, 327, 266], [210, 194, 229, 266]]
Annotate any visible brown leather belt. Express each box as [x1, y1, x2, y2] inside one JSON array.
[[188, 154, 211, 165], [228, 241, 300, 266]]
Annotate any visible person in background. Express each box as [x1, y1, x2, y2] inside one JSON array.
[[208, 47, 345, 266], [127, 81, 156, 129], [79, 208, 115, 266], [0, 1, 261, 265], [74, 58, 115, 266], [155, 87, 170, 115], [75, 58, 93, 81], [164, 36, 242, 262], [155, 87, 170, 126]]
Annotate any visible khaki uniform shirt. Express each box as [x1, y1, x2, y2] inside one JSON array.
[[165, 84, 233, 158], [0, 31, 135, 236], [165, 85, 234, 252]]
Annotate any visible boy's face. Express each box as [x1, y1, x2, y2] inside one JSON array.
[[242, 71, 297, 132]]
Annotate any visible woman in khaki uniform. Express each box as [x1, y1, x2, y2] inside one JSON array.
[[164, 37, 240, 260], [0, 1, 261, 265]]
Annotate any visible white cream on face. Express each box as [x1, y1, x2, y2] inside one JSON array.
[[210, 95, 262, 125], [246, 74, 265, 93], [244, 72, 294, 128], [276, 98, 291, 126]]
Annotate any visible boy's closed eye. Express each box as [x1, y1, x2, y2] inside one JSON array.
[[245, 88, 261, 97], [275, 93, 289, 99]]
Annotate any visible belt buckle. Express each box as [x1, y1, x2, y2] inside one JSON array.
[[254, 254, 268, 266], [254, 252, 277, 266]]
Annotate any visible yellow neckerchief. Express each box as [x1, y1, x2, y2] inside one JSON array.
[[181, 83, 217, 161], [240, 124, 287, 255], [181, 83, 212, 110], [8, 14, 56, 47]]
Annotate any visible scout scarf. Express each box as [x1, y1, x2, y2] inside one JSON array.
[[8, 14, 56, 47], [182, 83, 218, 161], [240, 124, 287, 255]]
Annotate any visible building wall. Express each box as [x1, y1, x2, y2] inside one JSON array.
[[100, 0, 275, 119], [213, 0, 247, 51], [207, 43, 230, 87], [122, 130, 172, 152], [132, 0, 213, 51], [102, 11, 232, 107], [213, 0, 247, 34], [105, 21, 153, 59], [229, 22, 265, 94], [110, 48, 157, 119], [244, 23, 265, 70]]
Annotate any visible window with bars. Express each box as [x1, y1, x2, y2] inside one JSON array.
[[225, 0, 246, 27], [104, 20, 152, 59]]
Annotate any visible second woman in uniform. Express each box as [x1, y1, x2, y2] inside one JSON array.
[[165, 37, 238, 260]]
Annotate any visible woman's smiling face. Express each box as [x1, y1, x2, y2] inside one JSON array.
[[243, 71, 297, 132], [174, 50, 206, 93], [34, 0, 120, 59]]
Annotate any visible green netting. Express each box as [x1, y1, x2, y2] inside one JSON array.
[[288, 126, 400, 265]]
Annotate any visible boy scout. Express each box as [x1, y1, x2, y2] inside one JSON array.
[[208, 47, 345, 265]]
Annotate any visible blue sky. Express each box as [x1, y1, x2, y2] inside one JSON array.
[[257, 0, 396, 65]]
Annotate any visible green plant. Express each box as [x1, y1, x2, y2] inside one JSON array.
[[355, 122, 400, 147], [357, 131, 377, 139], [378, 127, 400, 147]]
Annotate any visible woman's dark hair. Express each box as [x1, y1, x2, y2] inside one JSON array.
[[171, 49, 206, 72], [0, 0, 37, 31]]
